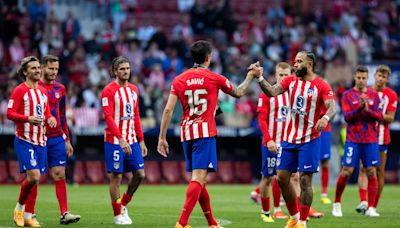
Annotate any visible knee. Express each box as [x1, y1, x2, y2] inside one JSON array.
[[277, 174, 289, 187], [341, 168, 353, 178], [366, 167, 377, 177], [110, 173, 122, 184], [134, 170, 145, 181], [261, 176, 272, 186], [299, 174, 312, 187], [51, 170, 66, 180]]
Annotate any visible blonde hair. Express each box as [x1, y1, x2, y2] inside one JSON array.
[[375, 64, 391, 76]]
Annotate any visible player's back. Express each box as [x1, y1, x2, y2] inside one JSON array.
[[171, 68, 232, 141]]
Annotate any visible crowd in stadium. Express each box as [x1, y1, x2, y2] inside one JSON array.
[[1, 0, 400, 129]]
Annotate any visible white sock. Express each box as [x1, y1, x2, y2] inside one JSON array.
[[299, 219, 307, 225], [24, 212, 33, 220], [321, 193, 328, 197], [15, 203, 24, 211], [274, 207, 282, 212], [291, 212, 300, 220], [261, 210, 270, 215]]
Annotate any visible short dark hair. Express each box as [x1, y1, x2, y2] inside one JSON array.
[[40, 54, 59, 66], [355, 65, 368, 74], [17, 56, 39, 81], [110, 56, 130, 78], [190, 40, 212, 64]]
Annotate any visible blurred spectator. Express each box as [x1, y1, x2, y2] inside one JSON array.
[[147, 63, 165, 89], [8, 37, 24, 66], [27, 0, 47, 26], [88, 59, 109, 87], [61, 10, 81, 43], [177, 0, 195, 12], [137, 19, 156, 48]]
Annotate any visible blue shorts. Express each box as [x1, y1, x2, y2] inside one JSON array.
[[343, 142, 380, 168], [182, 137, 217, 172], [105, 142, 144, 173], [276, 138, 321, 173], [320, 131, 331, 160], [47, 136, 67, 168], [379, 144, 388, 154], [261, 145, 281, 177], [14, 137, 47, 173]]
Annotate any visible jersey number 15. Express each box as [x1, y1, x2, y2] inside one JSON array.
[[184, 89, 208, 116]]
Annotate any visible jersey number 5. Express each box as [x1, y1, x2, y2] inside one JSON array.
[[184, 89, 208, 116]]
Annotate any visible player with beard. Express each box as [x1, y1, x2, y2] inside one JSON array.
[[7, 56, 57, 227], [101, 56, 148, 225], [356, 65, 398, 215], [25, 55, 80, 225], [254, 51, 336, 228], [332, 65, 382, 217]]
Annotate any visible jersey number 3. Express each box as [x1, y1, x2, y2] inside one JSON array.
[[184, 89, 208, 116]]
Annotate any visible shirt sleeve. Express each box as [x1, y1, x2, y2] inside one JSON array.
[[60, 86, 70, 140], [6, 87, 29, 122], [102, 88, 123, 140], [387, 90, 398, 112], [218, 74, 233, 94], [321, 81, 335, 102], [342, 91, 363, 122], [133, 87, 144, 142], [170, 80, 178, 95], [257, 94, 272, 142], [279, 76, 293, 92]]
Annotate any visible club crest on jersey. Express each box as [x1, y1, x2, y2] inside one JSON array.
[[296, 96, 304, 108], [346, 157, 352, 164], [126, 103, 132, 114], [36, 104, 43, 116], [368, 99, 374, 106], [268, 168, 274, 174], [30, 159, 37, 167], [307, 88, 315, 96], [114, 162, 120, 169], [55, 92, 60, 98]]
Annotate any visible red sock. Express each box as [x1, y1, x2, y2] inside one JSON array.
[[261, 197, 270, 213], [358, 188, 367, 202], [296, 196, 300, 207], [254, 186, 260, 194], [178, 181, 202, 226], [55, 179, 68, 215], [18, 179, 35, 205], [121, 192, 132, 207], [272, 178, 281, 208], [25, 185, 38, 214], [286, 200, 298, 216], [299, 204, 310, 221], [111, 201, 122, 216], [367, 176, 378, 208], [374, 194, 381, 208], [198, 185, 217, 226], [321, 167, 329, 195], [334, 174, 349, 203]]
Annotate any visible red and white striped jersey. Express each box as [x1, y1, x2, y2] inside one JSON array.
[[171, 68, 233, 141], [376, 86, 398, 145], [280, 75, 334, 144], [7, 83, 52, 146], [101, 81, 144, 145], [257, 92, 290, 147]]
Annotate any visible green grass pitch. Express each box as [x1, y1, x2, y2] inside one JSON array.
[[0, 184, 399, 227]]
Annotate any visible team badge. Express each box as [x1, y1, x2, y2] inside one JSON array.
[[276, 158, 281, 167], [102, 97, 109, 106], [30, 159, 37, 167], [307, 88, 314, 96], [368, 99, 374, 105], [346, 157, 352, 164], [114, 162, 120, 169], [55, 92, 60, 98]]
